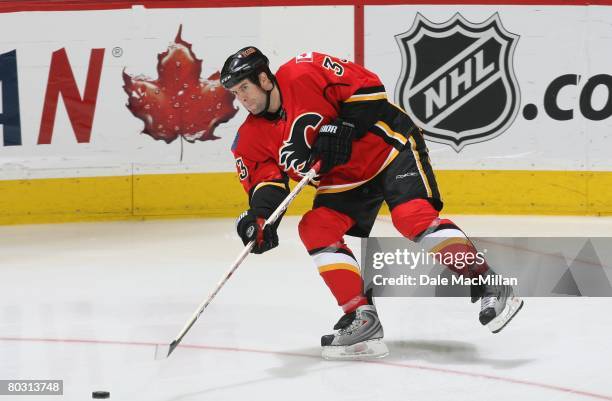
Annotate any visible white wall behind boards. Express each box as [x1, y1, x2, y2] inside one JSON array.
[[0, 6, 353, 179]]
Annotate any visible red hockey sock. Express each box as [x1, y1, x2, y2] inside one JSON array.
[[392, 199, 488, 277], [315, 241, 368, 313], [299, 207, 368, 313]]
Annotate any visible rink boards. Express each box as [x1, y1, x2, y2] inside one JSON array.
[[0, 1, 611, 223]]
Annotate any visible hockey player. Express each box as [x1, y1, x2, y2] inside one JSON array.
[[220, 46, 523, 360]]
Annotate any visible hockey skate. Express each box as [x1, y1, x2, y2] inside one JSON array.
[[321, 304, 389, 360], [472, 271, 524, 333]]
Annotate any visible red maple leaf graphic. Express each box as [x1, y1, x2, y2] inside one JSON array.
[[123, 25, 238, 143]]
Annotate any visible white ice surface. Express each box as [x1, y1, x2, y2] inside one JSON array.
[[1, 215, 612, 401]]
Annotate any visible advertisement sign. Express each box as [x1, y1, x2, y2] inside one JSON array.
[[366, 5, 612, 170]]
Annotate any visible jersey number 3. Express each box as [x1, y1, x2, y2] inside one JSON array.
[[322, 56, 344, 76], [236, 157, 248, 181]]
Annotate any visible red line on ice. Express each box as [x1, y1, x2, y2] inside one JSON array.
[[1, 336, 611, 401]]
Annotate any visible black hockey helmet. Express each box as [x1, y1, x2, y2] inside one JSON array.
[[220, 46, 271, 89]]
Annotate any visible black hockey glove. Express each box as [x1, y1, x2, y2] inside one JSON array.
[[236, 209, 279, 254], [309, 119, 355, 174]]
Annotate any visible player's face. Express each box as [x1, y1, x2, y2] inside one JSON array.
[[229, 78, 267, 115]]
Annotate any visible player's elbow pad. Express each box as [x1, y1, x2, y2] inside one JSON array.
[[249, 183, 290, 221], [339, 98, 387, 139]]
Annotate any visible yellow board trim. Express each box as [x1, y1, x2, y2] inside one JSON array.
[[318, 263, 361, 276], [1, 169, 612, 225]]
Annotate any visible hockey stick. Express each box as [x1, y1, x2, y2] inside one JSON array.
[[155, 161, 321, 360]]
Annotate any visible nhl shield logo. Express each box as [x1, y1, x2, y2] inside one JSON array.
[[395, 13, 520, 151]]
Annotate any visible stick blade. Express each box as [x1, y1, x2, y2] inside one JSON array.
[[154, 340, 180, 360], [154, 343, 171, 360]]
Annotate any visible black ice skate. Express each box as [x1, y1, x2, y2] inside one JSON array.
[[471, 271, 524, 333], [321, 304, 389, 360]]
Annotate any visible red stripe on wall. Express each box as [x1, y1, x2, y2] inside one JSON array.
[[0, 0, 611, 13], [354, 3, 364, 65], [356, 0, 612, 3], [0, 1, 345, 12], [359, 0, 612, 3]]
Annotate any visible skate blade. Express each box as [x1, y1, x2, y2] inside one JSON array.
[[322, 339, 389, 361], [487, 296, 524, 333]]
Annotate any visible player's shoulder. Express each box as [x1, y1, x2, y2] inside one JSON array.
[[276, 51, 339, 78], [231, 115, 268, 159]]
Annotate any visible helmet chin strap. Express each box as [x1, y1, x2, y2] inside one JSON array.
[[253, 76, 284, 121], [255, 85, 273, 118]]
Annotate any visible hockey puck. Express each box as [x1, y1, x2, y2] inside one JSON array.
[[92, 391, 110, 399]]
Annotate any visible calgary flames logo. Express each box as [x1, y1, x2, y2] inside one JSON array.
[[279, 112, 323, 176]]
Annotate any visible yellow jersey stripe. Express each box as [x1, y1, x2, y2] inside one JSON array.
[[344, 93, 388, 103], [318, 263, 361, 276], [409, 136, 432, 197], [430, 237, 472, 254], [316, 148, 399, 194], [253, 181, 286, 195], [388, 101, 408, 114], [375, 121, 408, 145]]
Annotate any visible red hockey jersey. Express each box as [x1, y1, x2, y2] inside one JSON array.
[[231, 52, 417, 199]]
